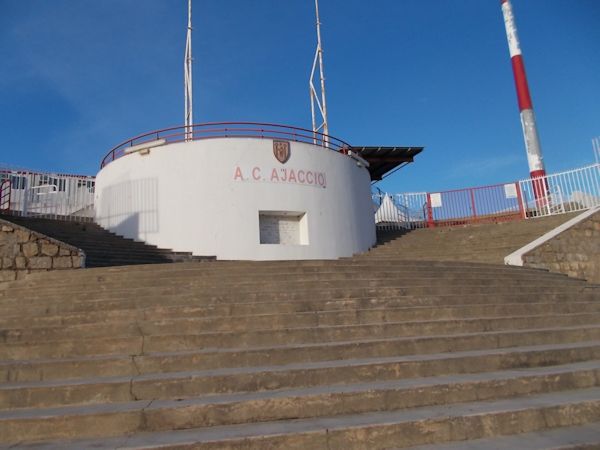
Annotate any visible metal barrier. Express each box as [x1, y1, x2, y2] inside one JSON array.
[[373, 193, 427, 231], [375, 163, 600, 230], [424, 182, 524, 227], [519, 163, 600, 217], [0, 169, 95, 221], [101, 122, 351, 168]]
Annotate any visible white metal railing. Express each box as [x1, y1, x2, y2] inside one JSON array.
[[519, 163, 600, 218], [375, 163, 600, 230], [373, 192, 428, 231], [0, 169, 95, 221]]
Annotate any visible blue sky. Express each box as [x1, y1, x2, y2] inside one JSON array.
[[0, 0, 598, 193]]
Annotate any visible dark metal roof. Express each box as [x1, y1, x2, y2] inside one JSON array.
[[350, 146, 424, 181]]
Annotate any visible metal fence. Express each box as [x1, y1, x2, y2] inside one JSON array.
[[372, 192, 428, 231], [519, 163, 600, 218], [0, 169, 95, 221], [2, 163, 598, 228], [374, 163, 600, 231]]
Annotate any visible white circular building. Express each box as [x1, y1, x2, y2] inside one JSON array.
[[94, 123, 402, 260]]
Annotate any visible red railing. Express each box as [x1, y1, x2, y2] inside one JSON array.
[[425, 182, 525, 227], [0, 179, 11, 213], [100, 122, 351, 168]]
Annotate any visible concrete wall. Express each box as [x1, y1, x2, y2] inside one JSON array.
[[0, 218, 85, 283], [522, 209, 600, 283], [94, 138, 376, 260]]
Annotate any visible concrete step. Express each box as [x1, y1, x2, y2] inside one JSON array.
[[3, 292, 595, 320], [2, 282, 589, 306], [3, 312, 600, 346], [8, 387, 600, 448], [3, 338, 600, 409], [3, 285, 588, 309], [2, 362, 600, 444], [6, 262, 580, 286], [369, 214, 578, 265], [3, 300, 600, 331], [409, 422, 600, 449], [3, 333, 600, 385], [3, 319, 600, 362], [5, 272, 585, 295]]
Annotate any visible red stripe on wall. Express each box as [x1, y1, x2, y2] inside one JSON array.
[[511, 55, 533, 111]]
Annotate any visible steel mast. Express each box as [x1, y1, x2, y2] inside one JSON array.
[[501, 0, 546, 189], [310, 0, 329, 146], [184, 0, 193, 141]]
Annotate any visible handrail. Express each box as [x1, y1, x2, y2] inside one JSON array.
[[100, 122, 351, 168], [30, 184, 58, 194]]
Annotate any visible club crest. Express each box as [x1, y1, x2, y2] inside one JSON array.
[[273, 140, 291, 164]]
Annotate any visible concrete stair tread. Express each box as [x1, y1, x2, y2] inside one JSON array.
[[5, 273, 586, 291], [4, 321, 600, 360], [5, 258, 560, 276], [2, 301, 600, 330], [5, 296, 595, 324], [6, 272, 586, 291], [2, 359, 599, 423], [4, 340, 600, 392], [5, 291, 593, 314], [3, 284, 590, 304], [5, 338, 600, 385], [4, 309, 599, 335], [3, 312, 600, 344], [408, 422, 600, 449], [9, 386, 600, 448]]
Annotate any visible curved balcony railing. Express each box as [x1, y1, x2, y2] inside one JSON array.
[[100, 122, 351, 168]]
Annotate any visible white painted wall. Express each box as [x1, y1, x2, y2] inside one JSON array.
[[94, 138, 376, 260]]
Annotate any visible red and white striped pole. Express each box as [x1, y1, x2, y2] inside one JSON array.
[[501, 0, 547, 199]]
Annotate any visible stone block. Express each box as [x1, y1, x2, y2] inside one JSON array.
[[15, 256, 27, 269], [41, 243, 59, 257], [2, 257, 13, 269], [72, 255, 84, 268], [59, 248, 72, 256], [1, 225, 13, 232], [27, 257, 52, 270], [15, 229, 30, 243], [22, 242, 39, 258], [0, 271, 16, 282], [0, 235, 18, 257], [52, 256, 73, 269]]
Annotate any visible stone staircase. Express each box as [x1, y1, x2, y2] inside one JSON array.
[[1, 216, 212, 267], [370, 214, 579, 264], [1, 256, 600, 448]]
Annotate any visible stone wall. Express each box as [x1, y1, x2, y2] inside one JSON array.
[[522, 210, 600, 283], [0, 218, 85, 283]]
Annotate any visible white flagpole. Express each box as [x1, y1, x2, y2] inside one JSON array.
[[184, 0, 193, 141]]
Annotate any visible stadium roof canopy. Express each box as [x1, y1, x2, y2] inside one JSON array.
[[350, 146, 424, 181]]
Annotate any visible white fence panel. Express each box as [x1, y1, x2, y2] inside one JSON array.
[[0, 169, 95, 221], [519, 163, 600, 218]]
